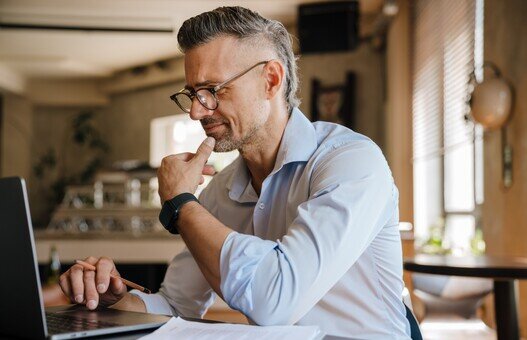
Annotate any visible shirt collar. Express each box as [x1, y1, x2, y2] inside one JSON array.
[[272, 107, 318, 173], [226, 107, 318, 203], [226, 157, 258, 203]]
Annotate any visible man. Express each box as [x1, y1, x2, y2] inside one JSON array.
[[59, 6, 411, 338]]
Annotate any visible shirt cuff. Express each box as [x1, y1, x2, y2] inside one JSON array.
[[129, 290, 174, 315]]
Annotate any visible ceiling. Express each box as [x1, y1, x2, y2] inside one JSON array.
[[0, 0, 383, 83]]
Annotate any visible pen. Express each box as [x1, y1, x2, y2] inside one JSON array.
[[75, 260, 151, 294]]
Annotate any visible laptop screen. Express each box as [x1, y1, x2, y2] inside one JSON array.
[[0, 177, 48, 338]]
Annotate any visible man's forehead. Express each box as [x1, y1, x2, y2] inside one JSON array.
[[183, 38, 233, 86]]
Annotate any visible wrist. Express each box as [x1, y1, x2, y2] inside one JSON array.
[[166, 190, 190, 201], [159, 193, 199, 234], [176, 201, 201, 233], [109, 292, 146, 313]]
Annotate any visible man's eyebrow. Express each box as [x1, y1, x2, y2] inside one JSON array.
[[185, 80, 218, 90]]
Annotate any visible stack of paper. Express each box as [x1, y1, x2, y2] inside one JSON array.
[[140, 317, 322, 340]]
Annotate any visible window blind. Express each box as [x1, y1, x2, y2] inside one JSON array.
[[412, 0, 481, 241], [412, 0, 476, 162]]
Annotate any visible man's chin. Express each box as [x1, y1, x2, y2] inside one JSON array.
[[213, 143, 236, 153], [205, 132, 223, 145], [204, 129, 239, 152], [213, 138, 239, 153]]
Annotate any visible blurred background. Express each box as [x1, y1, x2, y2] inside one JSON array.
[[1, 0, 526, 338]]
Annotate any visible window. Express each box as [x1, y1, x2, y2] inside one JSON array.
[[412, 0, 484, 254]]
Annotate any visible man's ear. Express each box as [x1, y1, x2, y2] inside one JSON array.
[[264, 60, 285, 100]]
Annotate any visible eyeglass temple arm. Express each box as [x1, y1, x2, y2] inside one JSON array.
[[213, 61, 270, 92]]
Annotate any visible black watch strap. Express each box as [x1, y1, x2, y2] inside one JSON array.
[[159, 193, 199, 234]]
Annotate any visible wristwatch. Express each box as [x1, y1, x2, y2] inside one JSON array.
[[159, 193, 199, 234]]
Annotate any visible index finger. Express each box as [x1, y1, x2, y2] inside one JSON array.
[[191, 137, 215, 166], [173, 152, 195, 161]]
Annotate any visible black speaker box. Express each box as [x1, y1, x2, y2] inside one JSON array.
[[298, 1, 360, 54]]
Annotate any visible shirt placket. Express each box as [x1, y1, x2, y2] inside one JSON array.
[[252, 176, 272, 238]]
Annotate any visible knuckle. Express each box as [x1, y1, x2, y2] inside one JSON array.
[[83, 270, 95, 282], [70, 264, 83, 274], [72, 283, 84, 294], [161, 155, 172, 164], [71, 281, 83, 295], [85, 291, 98, 301], [59, 274, 68, 285], [99, 256, 112, 265]]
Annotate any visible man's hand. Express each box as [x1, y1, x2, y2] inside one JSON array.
[[59, 256, 128, 310], [158, 137, 216, 203]]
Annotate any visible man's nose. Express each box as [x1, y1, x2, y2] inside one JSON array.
[[189, 99, 214, 120]]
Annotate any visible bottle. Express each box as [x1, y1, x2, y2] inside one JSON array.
[[46, 245, 61, 285], [470, 228, 486, 255]]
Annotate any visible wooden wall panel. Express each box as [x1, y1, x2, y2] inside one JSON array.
[[482, 0, 527, 335]]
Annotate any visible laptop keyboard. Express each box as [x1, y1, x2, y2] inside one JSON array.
[[46, 312, 122, 335]]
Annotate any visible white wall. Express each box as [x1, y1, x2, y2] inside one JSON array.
[[1, 93, 33, 180]]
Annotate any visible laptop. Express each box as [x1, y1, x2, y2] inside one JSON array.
[[0, 177, 170, 339]]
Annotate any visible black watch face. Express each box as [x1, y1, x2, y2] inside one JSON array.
[[166, 220, 179, 234], [159, 204, 179, 234], [159, 194, 197, 235]]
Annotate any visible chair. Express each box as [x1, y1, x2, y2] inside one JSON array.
[[412, 273, 493, 319]]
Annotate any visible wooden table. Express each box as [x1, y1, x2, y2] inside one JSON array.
[[404, 254, 527, 340]]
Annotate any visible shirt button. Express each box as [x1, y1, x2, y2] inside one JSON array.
[[259, 202, 265, 210]]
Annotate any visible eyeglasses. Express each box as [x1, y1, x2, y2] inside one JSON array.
[[170, 60, 270, 113]]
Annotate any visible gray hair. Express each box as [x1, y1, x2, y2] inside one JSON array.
[[177, 6, 300, 111]]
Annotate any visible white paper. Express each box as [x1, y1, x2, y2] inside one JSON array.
[[140, 317, 322, 340]]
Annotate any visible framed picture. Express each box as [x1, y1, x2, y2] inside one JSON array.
[[310, 72, 356, 129]]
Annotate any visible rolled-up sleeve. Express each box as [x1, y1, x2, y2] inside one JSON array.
[[219, 141, 397, 325], [131, 246, 216, 318]]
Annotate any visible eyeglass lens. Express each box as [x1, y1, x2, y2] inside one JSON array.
[[176, 89, 217, 113], [176, 93, 193, 113]]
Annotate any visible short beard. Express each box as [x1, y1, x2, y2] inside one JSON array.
[[214, 129, 242, 152], [214, 125, 260, 152], [201, 117, 262, 153]]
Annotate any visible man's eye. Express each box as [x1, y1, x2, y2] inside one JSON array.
[[216, 87, 227, 95], [197, 92, 208, 101]]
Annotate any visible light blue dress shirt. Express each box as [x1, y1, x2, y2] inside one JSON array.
[[132, 108, 411, 339]]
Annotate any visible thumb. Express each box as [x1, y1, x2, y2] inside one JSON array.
[[192, 137, 215, 165]]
